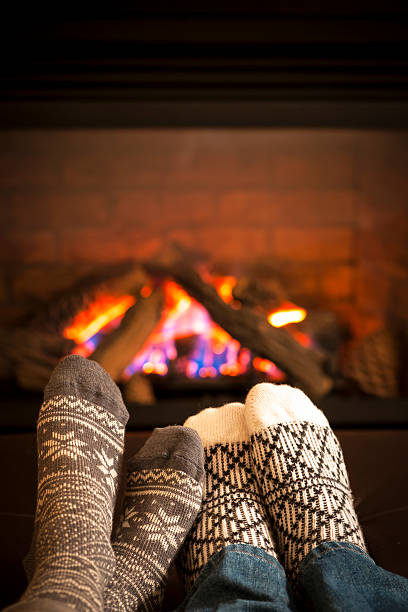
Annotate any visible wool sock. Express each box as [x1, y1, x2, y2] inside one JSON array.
[[177, 402, 277, 592], [20, 355, 129, 612], [245, 382, 367, 581], [103, 426, 204, 612]]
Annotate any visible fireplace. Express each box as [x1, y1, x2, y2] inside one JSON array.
[[0, 128, 407, 430], [1, 4, 408, 427]]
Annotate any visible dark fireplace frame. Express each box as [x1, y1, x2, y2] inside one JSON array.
[[1, 4, 408, 130], [1, 388, 408, 433]]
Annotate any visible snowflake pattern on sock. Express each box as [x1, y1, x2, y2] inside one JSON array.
[[22, 393, 127, 612], [104, 468, 203, 611], [95, 448, 118, 495]]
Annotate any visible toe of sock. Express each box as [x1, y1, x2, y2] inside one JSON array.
[[44, 355, 129, 425], [245, 382, 328, 433], [183, 402, 248, 446], [128, 426, 204, 483]]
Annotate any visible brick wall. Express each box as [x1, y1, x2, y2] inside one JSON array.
[[0, 129, 407, 337]]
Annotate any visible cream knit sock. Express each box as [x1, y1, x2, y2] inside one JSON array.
[[177, 402, 276, 591], [245, 383, 367, 581]]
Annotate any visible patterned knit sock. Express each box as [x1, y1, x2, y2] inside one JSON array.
[[20, 355, 129, 611], [177, 402, 277, 591], [103, 426, 204, 612], [245, 382, 367, 581]]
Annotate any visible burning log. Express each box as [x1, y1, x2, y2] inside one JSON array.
[[146, 245, 332, 399], [7, 328, 75, 391], [124, 373, 156, 405], [343, 328, 400, 398], [232, 276, 286, 310], [89, 289, 164, 381], [295, 310, 342, 376], [1, 263, 150, 391], [175, 334, 200, 359], [30, 262, 148, 337], [100, 263, 148, 299]]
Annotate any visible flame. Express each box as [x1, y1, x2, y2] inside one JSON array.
[[268, 304, 306, 328], [123, 280, 251, 379], [253, 357, 285, 380], [214, 276, 237, 303], [290, 329, 313, 348], [140, 285, 153, 298], [64, 294, 135, 344], [64, 275, 310, 382]]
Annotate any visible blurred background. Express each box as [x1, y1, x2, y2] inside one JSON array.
[[0, 1, 407, 422]]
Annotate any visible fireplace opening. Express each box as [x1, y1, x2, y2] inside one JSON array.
[[53, 246, 406, 404], [0, 129, 407, 429]]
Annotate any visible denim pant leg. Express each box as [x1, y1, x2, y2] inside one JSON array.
[[177, 543, 297, 612], [296, 541, 408, 612]]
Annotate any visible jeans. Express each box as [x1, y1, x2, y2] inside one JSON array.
[[177, 542, 408, 611]]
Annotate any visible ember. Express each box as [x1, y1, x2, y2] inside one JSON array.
[[268, 305, 306, 328]]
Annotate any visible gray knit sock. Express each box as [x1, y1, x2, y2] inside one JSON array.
[[103, 426, 204, 612], [20, 355, 129, 612]]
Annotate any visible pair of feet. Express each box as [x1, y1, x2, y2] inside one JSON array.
[[20, 355, 366, 612], [21, 356, 204, 612], [179, 385, 366, 589]]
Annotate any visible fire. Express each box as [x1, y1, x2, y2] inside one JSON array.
[[64, 276, 309, 382], [140, 285, 153, 298], [268, 304, 306, 328], [124, 281, 250, 379], [213, 276, 236, 303], [252, 357, 285, 380], [64, 295, 135, 344]]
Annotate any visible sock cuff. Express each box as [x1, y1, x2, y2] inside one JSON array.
[[44, 355, 129, 425], [184, 402, 248, 447], [245, 383, 328, 434], [128, 426, 204, 483]]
